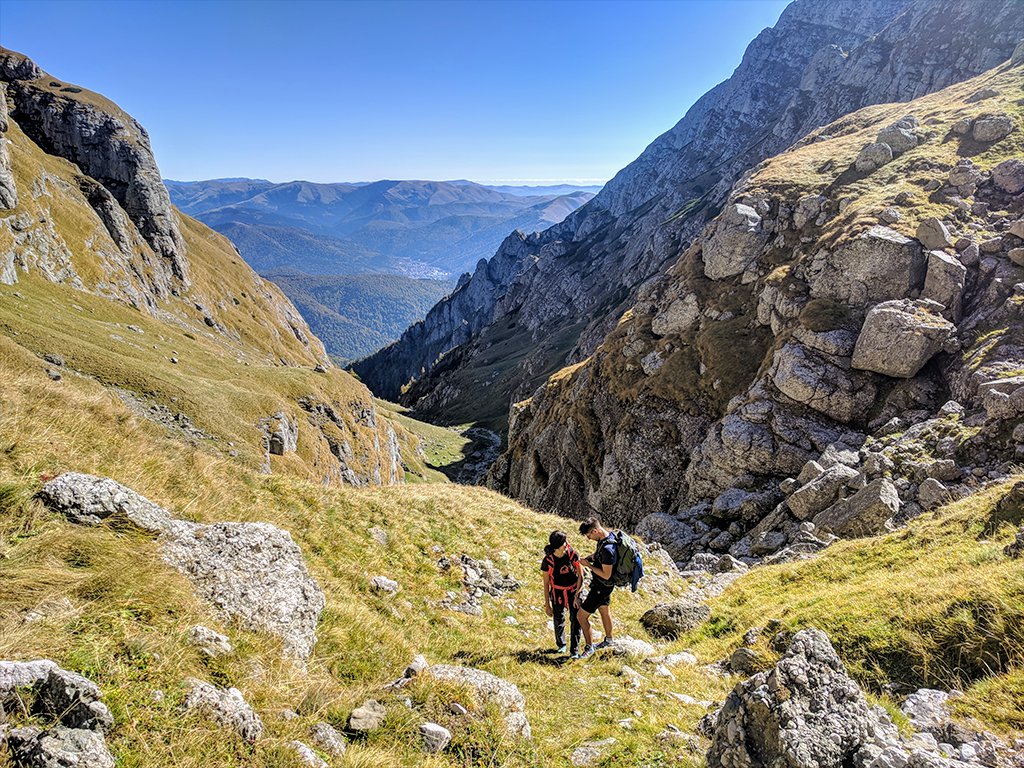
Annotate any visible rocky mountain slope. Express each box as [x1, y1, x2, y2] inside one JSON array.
[[489, 50, 1024, 561], [0, 32, 1022, 768], [352, 0, 1024, 437], [0, 46, 413, 488], [166, 177, 593, 279]]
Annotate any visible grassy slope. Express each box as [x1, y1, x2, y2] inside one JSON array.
[[0, 346, 1021, 766]]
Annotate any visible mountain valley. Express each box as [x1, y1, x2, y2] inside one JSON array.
[[1, 1, 1024, 765]]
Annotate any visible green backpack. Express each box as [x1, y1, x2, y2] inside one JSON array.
[[610, 530, 643, 591]]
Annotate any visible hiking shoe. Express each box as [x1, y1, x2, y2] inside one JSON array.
[[578, 645, 595, 659], [595, 637, 615, 650], [556, 645, 567, 654]]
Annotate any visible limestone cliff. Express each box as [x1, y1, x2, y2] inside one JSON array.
[[0, 48, 413, 490], [1, 47, 188, 294], [354, 0, 1022, 437]]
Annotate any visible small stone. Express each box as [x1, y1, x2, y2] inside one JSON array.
[[348, 700, 387, 732], [404, 655, 428, 678], [421, 722, 452, 754], [311, 722, 347, 757], [370, 575, 400, 595], [290, 740, 327, 768]]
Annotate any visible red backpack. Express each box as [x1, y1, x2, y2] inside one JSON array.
[[543, 545, 581, 607]]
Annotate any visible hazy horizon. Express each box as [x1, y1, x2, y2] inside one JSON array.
[[1, 0, 791, 184]]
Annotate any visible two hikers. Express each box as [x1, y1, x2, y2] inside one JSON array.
[[541, 516, 640, 659], [540, 530, 584, 657]]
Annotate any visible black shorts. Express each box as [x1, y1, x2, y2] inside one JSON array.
[[580, 581, 614, 613]]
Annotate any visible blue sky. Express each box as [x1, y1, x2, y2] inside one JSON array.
[[0, 0, 790, 185]]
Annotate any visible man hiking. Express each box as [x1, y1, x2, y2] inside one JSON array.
[[575, 516, 616, 658]]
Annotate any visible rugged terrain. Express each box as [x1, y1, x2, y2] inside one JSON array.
[[0, 46, 419, 487], [1, 7, 1023, 768]]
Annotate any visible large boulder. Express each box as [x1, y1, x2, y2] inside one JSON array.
[[769, 341, 877, 423], [855, 142, 893, 173], [806, 227, 926, 307], [640, 601, 712, 639], [424, 664, 530, 740], [162, 520, 326, 659], [972, 113, 1014, 143], [706, 628, 897, 768], [851, 300, 957, 378], [703, 203, 768, 280], [42, 473, 325, 660], [812, 478, 900, 537], [878, 120, 919, 155]]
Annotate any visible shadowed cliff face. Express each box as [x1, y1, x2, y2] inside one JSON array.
[[0, 47, 189, 295]]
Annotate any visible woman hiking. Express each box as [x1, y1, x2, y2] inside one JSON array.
[[540, 530, 584, 657]]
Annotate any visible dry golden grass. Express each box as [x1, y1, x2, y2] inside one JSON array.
[[1, 327, 1023, 764]]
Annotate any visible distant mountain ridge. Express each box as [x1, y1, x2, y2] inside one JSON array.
[[165, 177, 594, 279]]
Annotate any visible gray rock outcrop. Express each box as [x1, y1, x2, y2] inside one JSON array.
[[1, 47, 189, 292], [0, 82, 16, 209], [707, 628, 898, 768], [41, 472, 325, 660]]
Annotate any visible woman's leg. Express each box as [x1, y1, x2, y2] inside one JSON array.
[[569, 593, 582, 654], [552, 602, 566, 649]]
